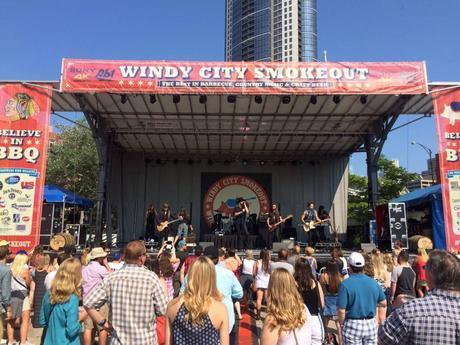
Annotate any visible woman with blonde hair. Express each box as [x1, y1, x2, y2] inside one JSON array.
[[7, 253, 32, 345], [371, 250, 390, 289], [261, 268, 311, 345], [165, 256, 228, 345], [40, 257, 87, 345]]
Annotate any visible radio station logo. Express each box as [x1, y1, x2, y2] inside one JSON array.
[[0, 209, 8, 216], [203, 175, 270, 227], [8, 193, 16, 200], [0, 198, 5, 208], [1, 217, 10, 225], [22, 216, 30, 222], [5, 176, 20, 185], [4, 93, 39, 122]]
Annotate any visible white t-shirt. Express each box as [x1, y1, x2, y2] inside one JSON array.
[[108, 261, 125, 271], [241, 258, 255, 275], [44, 270, 57, 291]]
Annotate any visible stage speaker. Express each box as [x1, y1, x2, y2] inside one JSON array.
[[199, 242, 214, 249], [361, 243, 376, 253]]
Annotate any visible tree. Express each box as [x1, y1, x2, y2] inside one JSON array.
[[348, 155, 418, 223], [46, 120, 98, 200], [377, 156, 418, 204]]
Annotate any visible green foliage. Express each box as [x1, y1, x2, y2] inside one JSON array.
[[348, 155, 418, 224], [45, 120, 98, 200], [377, 156, 418, 204]]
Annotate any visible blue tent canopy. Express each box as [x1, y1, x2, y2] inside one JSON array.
[[391, 184, 446, 249], [43, 185, 94, 208]]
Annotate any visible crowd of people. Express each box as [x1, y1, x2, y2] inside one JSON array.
[[0, 238, 459, 345]]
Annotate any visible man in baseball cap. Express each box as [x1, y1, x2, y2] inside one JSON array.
[[337, 252, 387, 344]]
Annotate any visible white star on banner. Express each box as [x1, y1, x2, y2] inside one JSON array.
[[3, 139, 7, 144], [119, 80, 124, 85], [35, 140, 40, 145], [26, 140, 32, 144], [128, 81, 134, 86], [147, 81, 153, 87], [138, 81, 143, 86]]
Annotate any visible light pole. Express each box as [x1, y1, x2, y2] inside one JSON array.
[[411, 141, 435, 182]]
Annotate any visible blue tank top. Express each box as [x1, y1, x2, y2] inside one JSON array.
[[172, 303, 220, 345]]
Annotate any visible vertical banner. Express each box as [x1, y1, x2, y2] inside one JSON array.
[[388, 203, 408, 249], [433, 87, 460, 251], [0, 84, 52, 252]]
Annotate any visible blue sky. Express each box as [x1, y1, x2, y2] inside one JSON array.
[[1, 0, 459, 175]]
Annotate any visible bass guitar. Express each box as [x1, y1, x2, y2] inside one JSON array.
[[269, 214, 293, 231], [302, 219, 328, 232], [157, 218, 181, 232]]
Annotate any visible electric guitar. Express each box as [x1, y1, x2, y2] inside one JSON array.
[[157, 218, 181, 232], [268, 214, 293, 231], [302, 219, 329, 232]]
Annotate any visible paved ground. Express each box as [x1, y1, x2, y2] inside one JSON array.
[[18, 305, 339, 345]]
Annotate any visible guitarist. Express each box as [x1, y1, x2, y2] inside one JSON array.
[[301, 202, 322, 247], [157, 203, 182, 246], [233, 198, 249, 250], [267, 204, 285, 249]]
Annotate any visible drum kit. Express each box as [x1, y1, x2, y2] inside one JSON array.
[[213, 212, 234, 235], [213, 210, 259, 235]]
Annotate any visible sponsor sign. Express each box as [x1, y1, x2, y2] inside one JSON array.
[[0, 84, 52, 252], [433, 87, 460, 251], [62, 59, 428, 95]]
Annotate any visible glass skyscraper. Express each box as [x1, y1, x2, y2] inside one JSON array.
[[225, 0, 318, 62]]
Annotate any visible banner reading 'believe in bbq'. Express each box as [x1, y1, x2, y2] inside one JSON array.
[[434, 87, 460, 251], [0, 84, 52, 252], [61, 59, 428, 95]]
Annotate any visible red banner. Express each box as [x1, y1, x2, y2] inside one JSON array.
[[0, 84, 52, 253], [434, 87, 460, 251], [61, 59, 428, 95]]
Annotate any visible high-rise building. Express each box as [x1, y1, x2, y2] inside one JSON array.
[[225, 0, 318, 62]]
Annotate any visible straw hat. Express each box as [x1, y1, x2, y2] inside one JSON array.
[[90, 247, 108, 260]]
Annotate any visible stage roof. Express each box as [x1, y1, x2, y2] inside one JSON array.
[[50, 86, 436, 160], [6, 80, 452, 161]]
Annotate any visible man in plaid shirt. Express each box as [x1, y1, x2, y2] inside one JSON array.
[[84, 240, 168, 345], [379, 250, 460, 345]]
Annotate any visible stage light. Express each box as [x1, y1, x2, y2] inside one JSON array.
[[120, 94, 127, 104], [360, 95, 368, 104], [310, 95, 317, 105], [199, 95, 207, 104], [333, 95, 341, 104], [149, 95, 156, 104], [173, 95, 181, 104], [242, 159, 248, 166], [259, 160, 266, 166], [227, 95, 236, 103], [255, 95, 263, 104], [281, 95, 291, 104]]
